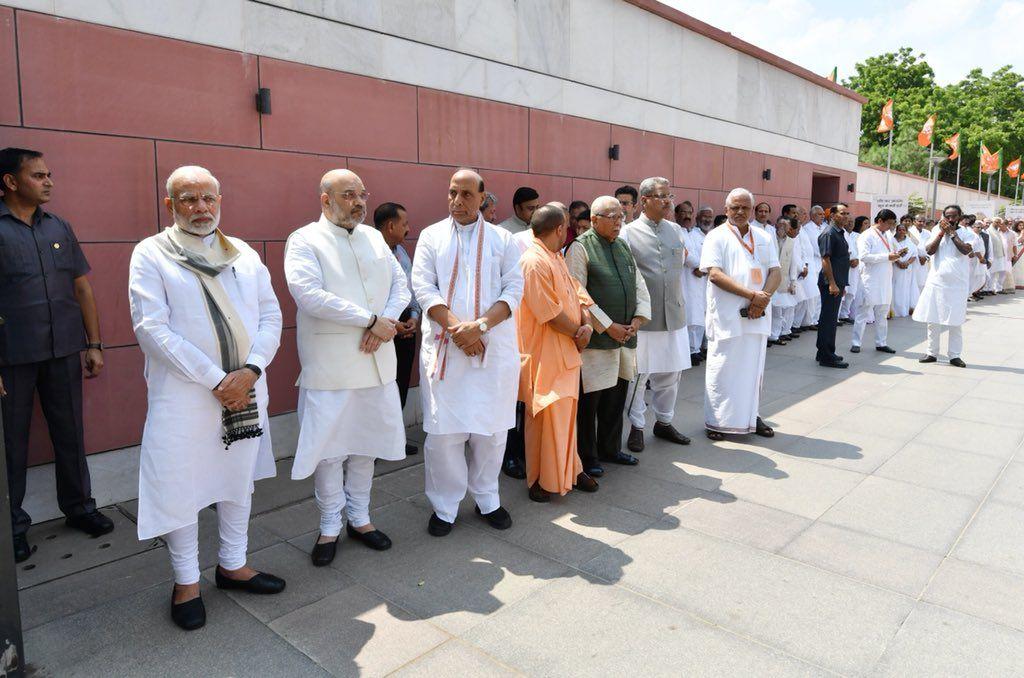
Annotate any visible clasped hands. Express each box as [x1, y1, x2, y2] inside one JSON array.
[[360, 315, 399, 354], [605, 318, 642, 346], [448, 319, 486, 358], [746, 289, 771, 319], [214, 367, 259, 412]]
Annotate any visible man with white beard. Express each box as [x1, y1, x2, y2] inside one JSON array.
[[129, 166, 284, 630]]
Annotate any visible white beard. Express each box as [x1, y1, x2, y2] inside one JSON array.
[[174, 212, 220, 237]]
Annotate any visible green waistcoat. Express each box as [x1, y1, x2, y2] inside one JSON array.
[[578, 229, 638, 350]]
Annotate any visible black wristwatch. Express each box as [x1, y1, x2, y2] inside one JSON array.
[[86, 342, 104, 351], [367, 314, 378, 329], [244, 363, 262, 378]]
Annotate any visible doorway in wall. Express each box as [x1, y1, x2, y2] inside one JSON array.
[[811, 174, 840, 207]]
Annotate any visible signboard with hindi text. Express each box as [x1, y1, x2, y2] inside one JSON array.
[[870, 195, 909, 220], [964, 201, 996, 219], [1005, 205, 1024, 221]]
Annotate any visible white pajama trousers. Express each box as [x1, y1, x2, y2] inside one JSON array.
[[839, 289, 856, 319], [687, 325, 705, 354], [852, 304, 889, 348], [424, 432, 504, 524], [314, 455, 376, 537], [164, 500, 251, 585], [770, 306, 794, 340], [927, 323, 963, 360], [626, 371, 681, 429]]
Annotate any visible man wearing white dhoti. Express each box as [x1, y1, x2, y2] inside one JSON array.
[[701, 188, 780, 440], [851, 209, 902, 355], [412, 169, 523, 537], [678, 206, 708, 365], [794, 206, 826, 330], [914, 205, 973, 367], [129, 166, 284, 631], [622, 177, 692, 452], [285, 170, 409, 567]]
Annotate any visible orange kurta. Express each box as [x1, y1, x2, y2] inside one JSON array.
[[517, 239, 593, 494]]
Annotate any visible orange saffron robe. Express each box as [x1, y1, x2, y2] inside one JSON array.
[[517, 239, 594, 494]]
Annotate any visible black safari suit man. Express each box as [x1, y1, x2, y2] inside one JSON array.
[[0, 147, 113, 563]]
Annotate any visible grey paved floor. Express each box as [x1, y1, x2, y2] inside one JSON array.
[[14, 294, 1024, 677]]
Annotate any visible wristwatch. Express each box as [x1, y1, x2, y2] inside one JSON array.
[[86, 342, 104, 351], [244, 363, 263, 378], [477, 319, 489, 334]]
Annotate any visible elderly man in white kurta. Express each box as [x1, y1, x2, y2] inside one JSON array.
[[622, 177, 692, 452], [701, 188, 781, 440], [129, 166, 284, 631], [851, 209, 902, 354], [914, 205, 973, 367], [794, 206, 826, 329], [412, 169, 523, 537], [679, 211, 708, 364], [284, 170, 409, 567]]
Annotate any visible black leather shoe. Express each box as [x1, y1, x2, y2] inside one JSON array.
[[949, 357, 967, 368], [875, 345, 896, 354], [215, 568, 286, 594], [311, 536, 338, 566], [807, 324, 818, 331], [818, 360, 849, 368], [502, 456, 526, 479], [475, 505, 512, 530], [690, 352, 702, 365], [626, 426, 644, 452], [170, 590, 206, 631], [584, 464, 604, 478], [428, 512, 452, 537], [405, 443, 419, 455], [850, 345, 861, 353], [346, 523, 392, 551], [754, 417, 775, 438], [601, 451, 638, 466], [918, 355, 937, 363], [575, 473, 599, 493], [833, 355, 845, 363], [528, 483, 551, 503], [66, 510, 114, 537], [653, 422, 691, 445], [13, 533, 31, 563]]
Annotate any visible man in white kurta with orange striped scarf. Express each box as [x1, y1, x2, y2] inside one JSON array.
[[412, 169, 524, 537]]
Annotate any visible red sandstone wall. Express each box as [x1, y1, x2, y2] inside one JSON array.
[[0, 9, 856, 464]]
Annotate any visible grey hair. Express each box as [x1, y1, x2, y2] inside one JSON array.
[[481, 191, 498, 209], [725, 187, 754, 206], [810, 205, 825, 214], [698, 205, 714, 214], [166, 165, 220, 197], [638, 177, 669, 197], [590, 195, 620, 214]]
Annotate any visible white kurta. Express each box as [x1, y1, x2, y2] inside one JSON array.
[[284, 223, 411, 479], [857, 227, 897, 307], [965, 229, 987, 293], [129, 234, 281, 540], [700, 223, 779, 433], [412, 215, 524, 435], [913, 227, 972, 327], [680, 226, 707, 328], [842, 229, 861, 306], [892, 238, 918, 317], [909, 226, 931, 290], [772, 235, 800, 309], [798, 221, 822, 300]]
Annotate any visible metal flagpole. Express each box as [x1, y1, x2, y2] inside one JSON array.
[[0, 415, 25, 678], [997, 153, 1003, 198], [926, 140, 935, 215], [978, 142, 983, 193], [954, 153, 961, 204], [885, 127, 893, 192]]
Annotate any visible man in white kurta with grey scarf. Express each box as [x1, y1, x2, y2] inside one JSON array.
[[129, 166, 284, 631], [285, 169, 409, 567]]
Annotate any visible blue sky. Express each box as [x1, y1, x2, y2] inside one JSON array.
[[663, 0, 1024, 85]]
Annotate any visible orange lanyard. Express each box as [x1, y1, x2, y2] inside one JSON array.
[[433, 217, 486, 380], [729, 224, 755, 256], [874, 228, 891, 252]]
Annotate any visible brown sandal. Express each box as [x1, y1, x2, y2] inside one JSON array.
[[705, 429, 725, 441], [754, 417, 775, 438]]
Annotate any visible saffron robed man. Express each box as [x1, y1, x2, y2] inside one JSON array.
[[701, 188, 781, 440], [129, 166, 285, 631], [567, 196, 651, 476], [621, 177, 692, 453], [284, 170, 410, 567], [411, 169, 524, 537], [517, 205, 600, 502]]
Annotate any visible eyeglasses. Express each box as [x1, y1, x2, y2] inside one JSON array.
[[594, 213, 623, 221], [173, 193, 220, 208], [337, 191, 370, 202], [647, 194, 674, 202]]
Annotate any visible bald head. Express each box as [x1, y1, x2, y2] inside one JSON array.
[[531, 204, 566, 246], [448, 169, 485, 225], [590, 195, 624, 242], [165, 165, 219, 197], [320, 168, 366, 229]]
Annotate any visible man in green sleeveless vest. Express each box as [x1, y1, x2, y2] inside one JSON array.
[[566, 196, 651, 476]]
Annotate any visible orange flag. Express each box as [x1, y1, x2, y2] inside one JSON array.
[[944, 133, 960, 160], [876, 99, 894, 133], [917, 114, 935, 147], [1008, 157, 1021, 179], [980, 145, 1000, 174]]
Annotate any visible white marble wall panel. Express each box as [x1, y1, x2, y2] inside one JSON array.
[[258, 0, 384, 29], [677, 28, 739, 122], [52, 0, 246, 51], [610, 1, 651, 100], [382, 34, 487, 99], [562, 80, 644, 130], [485, 60, 563, 111], [0, 0, 53, 11], [381, 0, 456, 50], [454, 0, 517, 63], [516, 0, 570, 77], [568, 0, 615, 90], [647, 10, 687, 110]]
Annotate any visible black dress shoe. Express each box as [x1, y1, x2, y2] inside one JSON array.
[[754, 417, 775, 438], [949, 357, 967, 368], [528, 482, 551, 503], [66, 510, 114, 537], [626, 426, 644, 452], [653, 422, 691, 445], [475, 505, 512, 529], [601, 451, 638, 466], [807, 324, 818, 331], [875, 345, 896, 354], [502, 456, 526, 479], [13, 533, 32, 563], [428, 512, 452, 537], [918, 355, 937, 363], [311, 535, 338, 566], [215, 568, 286, 594], [584, 464, 604, 478], [818, 360, 849, 368], [575, 473, 599, 493], [850, 345, 861, 353], [346, 523, 392, 551], [690, 352, 702, 365], [170, 590, 206, 631], [405, 443, 419, 455]]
